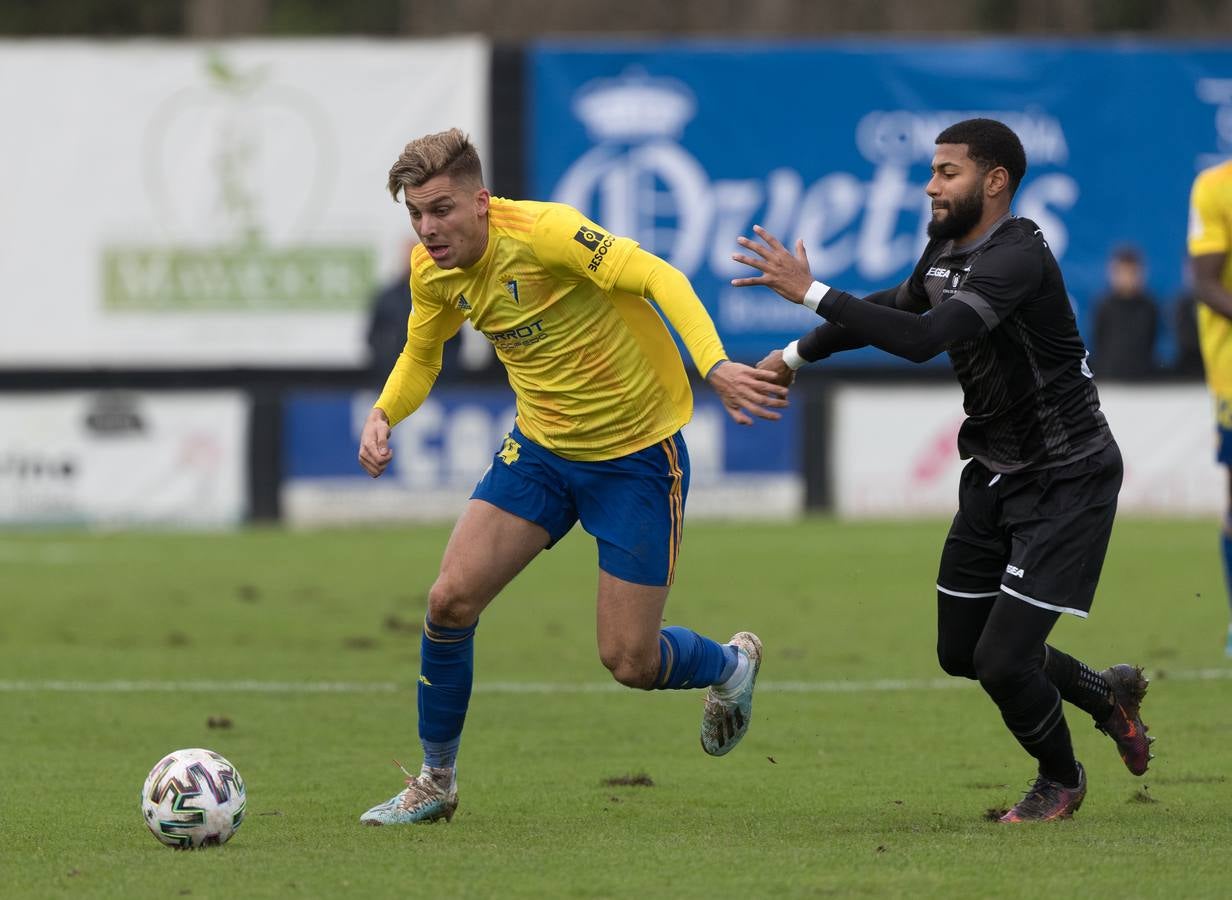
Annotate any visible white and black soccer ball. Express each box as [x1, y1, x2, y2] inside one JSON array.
[[141, 748, 246, 849]]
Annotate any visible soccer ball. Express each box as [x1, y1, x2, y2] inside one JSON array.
[[141, 748, 247, 849]]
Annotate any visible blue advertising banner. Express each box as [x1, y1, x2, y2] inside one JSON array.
[[529, 40, 1232, 365], [281, 388, 802, 523]]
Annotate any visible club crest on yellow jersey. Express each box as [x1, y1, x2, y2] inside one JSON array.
[[498, 434, 521, 465]]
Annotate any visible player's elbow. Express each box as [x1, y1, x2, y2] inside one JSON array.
[[1195, 276, 1225, 306], [910, 343, 948, 363], [897, 337, 948, 364], [644, 259, 691, 301]]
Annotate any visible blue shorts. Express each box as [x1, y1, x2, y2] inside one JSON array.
[[471, 425, 689, 586], [1218, 396, 1232, 467]]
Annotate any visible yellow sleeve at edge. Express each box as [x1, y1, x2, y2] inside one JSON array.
[[1189, 169, 1231, 257], [374, 270, 466, 426], [374, 340, 441, 427], [613, 248, 728, 377]]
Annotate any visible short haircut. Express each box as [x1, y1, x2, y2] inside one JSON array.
[[1110, 243, 1143, 265], [387, 128, 484, 201], [935, 118, 1027, 196]]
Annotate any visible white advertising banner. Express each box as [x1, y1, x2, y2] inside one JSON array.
[[0, 392, 248, 526], [0, 39, 488, 367], [832, 383, 1222, 519]]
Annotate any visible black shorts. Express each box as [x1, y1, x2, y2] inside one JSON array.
[[936, 441, 1123, 619]]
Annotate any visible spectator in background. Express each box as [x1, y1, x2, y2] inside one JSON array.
[[366, 262, 433, 380], [1188, 160, 1232, 658], [1090, 244, 1159, 381], [1171, 262, 1204, 378]]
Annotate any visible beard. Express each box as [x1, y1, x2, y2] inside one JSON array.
[[927, 188, 984, 241]]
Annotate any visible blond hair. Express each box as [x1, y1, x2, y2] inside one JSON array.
[[387, 128, 484, 201]]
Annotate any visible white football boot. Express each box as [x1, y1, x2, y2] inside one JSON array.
[[360, 764, 458, 825], [700, 631, 763, 756]]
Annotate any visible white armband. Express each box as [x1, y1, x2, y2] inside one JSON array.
[[781, 339, 807, 371], [802, 280, 831, 312]]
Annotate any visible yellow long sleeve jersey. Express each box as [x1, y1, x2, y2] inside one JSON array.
[[1189, 160, 1232, 396], [375, 198, 728, 461]]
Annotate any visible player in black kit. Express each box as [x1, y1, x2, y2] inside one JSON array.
[[732, 118, 1153, 823]]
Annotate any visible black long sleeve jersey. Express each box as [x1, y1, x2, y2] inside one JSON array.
[[798, 215, 1113, 473]]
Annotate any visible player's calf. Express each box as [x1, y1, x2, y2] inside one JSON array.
[[601, 648, 661, 689]]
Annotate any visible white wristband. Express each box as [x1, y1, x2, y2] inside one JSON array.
[[802, 280, 831, 312], [781, 339, 807, 371]]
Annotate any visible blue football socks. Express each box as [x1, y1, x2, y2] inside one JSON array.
[[417, 618, 476, 769], [655, 625, 739, 689], [1221, 527, 1232, 656], [1221, 527, 1232, 616]]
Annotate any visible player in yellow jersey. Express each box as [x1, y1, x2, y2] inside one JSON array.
[[356, 128, 788, 825], [1188, 159, 1232, 658]]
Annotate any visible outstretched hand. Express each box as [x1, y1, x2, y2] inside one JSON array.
[[358, 408, 394, 477], [730, 225, 814, 304], [756, 349, 795, 387], [706, 360, 790, 426]]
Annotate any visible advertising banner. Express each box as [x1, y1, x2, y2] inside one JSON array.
[[0, 391, 248, 526], [530, 41, 1232, 364], [281, 388, 802, 524], [0, 39, 487, 367], [831, 383, 1221, 518]]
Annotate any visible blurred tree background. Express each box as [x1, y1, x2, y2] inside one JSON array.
[[3, 0, 1232, 36]]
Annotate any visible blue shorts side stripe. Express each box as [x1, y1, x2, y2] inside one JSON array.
[[1217, 397, 1232, 466]]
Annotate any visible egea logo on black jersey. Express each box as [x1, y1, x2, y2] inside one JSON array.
[[573, 225, 615, 272], [926, 264, 972, 295]]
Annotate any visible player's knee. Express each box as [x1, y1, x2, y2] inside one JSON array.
[[426, 578, 480, 629], [972, 643, 1027, 697], [936, 643, 976, 680], [600, 649, 657, 689]]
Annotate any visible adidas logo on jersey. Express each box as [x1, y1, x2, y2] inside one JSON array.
[[457, 294, 471, 311]]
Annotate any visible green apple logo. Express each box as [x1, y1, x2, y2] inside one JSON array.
[[102, 50, 373, 312]]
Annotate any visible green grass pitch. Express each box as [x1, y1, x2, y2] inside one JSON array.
[[1, 518, 1229, 898]]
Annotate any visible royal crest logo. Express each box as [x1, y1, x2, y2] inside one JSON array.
[[497, 434, 521, 465], [572, 226, 607, 251], [504, 279, 520, 303], [551, 69, 1078, 286]]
